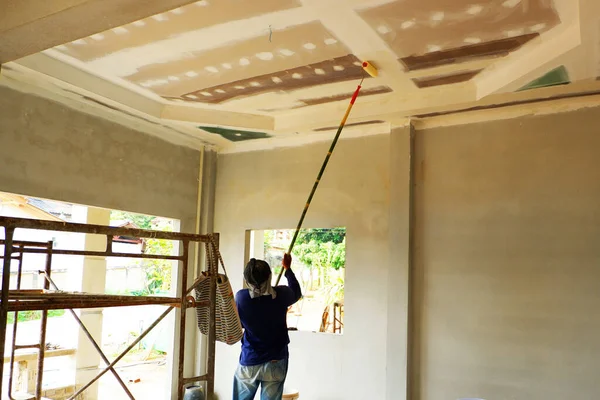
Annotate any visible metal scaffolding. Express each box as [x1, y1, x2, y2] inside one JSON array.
[[0, 216, 218, 400]]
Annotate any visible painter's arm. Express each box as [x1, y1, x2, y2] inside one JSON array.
[[279, 253, 302, 306]]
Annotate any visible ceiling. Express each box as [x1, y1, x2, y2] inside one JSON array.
[[1, 0, 599, 152]]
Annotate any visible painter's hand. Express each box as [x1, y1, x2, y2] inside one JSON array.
[[282, 253, 292, 270]]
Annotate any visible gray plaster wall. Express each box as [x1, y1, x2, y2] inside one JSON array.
[[411, 107, 600, 400], [215, 105, 600, 400], [0, 85, 200, 223], [214, 134, 394, 400]]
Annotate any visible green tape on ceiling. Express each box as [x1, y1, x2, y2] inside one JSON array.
[[198, 126, 271, 142], [518, 66, 570, 92]]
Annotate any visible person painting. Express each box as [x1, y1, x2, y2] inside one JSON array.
[[233, 253, 302, 400]]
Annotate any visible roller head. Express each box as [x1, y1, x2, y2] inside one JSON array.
[[362, 61, 378, 77]]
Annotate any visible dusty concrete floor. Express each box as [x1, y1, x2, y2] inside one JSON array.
[[98, 360, 168, 399], [3, 307, 172, 399]]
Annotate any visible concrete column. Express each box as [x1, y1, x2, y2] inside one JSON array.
[[75, 207, 110, 400], [19, 360, 29, 393], [252, 230, 265, 260], [386, 124, 414, 400]]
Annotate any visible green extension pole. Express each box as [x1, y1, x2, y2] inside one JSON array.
[[274, 83, 362, 285]]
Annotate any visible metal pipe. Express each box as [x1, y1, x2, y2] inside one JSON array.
[[178, 240, 190, 400], [35, 242, 53, 399], [0, 216, 211, 242], [68, 306, 175, 400], [8, 308, 18, 399], [207, 236, 219, 399], [6, 296, 181, 312], [194, 147, 205, 276], [0, 227, 15, 391], [7, 292, 180, 302], [192, 146, 206, 385], [106, 235, 113, 253], [8, 244, 24, 400], [0, 240, 53, 248], [14, 344, 41, 350], [13, 247, 184, 261], [15, 244, 24, 289]]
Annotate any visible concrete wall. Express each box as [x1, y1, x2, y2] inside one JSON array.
[[410, 107, 600, 400], [0, 85, 201, 221], [0, 84, 209, 397], [215, 105, 600, 400], [214, 134, 393, 399]]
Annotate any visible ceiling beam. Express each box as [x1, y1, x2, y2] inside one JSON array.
[[162, 105, 275, 131], [301, 0, 417, 94], [276, 78, 600, 132], [475, 25, 581, 99], [275, 82, 477, 131], [15, 51, 164, 116], [0, 65, 226, 150], [222, 121, 392, 154], [473, 0, 582, 99], [13, 51, 275, 132], [565, 0, 600, 82], [0, 0, 203, 63]]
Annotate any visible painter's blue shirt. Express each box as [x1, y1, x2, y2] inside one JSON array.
[[235, 269, 302, 366]]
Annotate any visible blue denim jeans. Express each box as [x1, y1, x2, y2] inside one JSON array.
[[233, 359, 288, 400]]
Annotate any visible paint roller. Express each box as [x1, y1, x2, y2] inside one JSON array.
[[362, 61, 378, 78], [274, 61, 378, 286]]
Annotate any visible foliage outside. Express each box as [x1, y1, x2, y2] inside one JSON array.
[[7, 309, 65, 324], [110, 211, 174, 296], [292, 230, 345, 304], [265, 228, 346, 305]]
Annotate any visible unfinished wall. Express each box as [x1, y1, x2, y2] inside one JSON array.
[[214, 134, 394, 399], [213, 105, 600, 400], [0, 84, 201, 221], [0, 84, 210, 398], [410, 106, 600, 399]]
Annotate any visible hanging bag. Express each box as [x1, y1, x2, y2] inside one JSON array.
[[194, 236, 243, 345]]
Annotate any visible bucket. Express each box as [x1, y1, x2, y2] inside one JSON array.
[[283, 389, 300, 399], [183, 385, 205, 400]]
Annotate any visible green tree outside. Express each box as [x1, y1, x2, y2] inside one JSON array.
[[290, 228, 346, 304], [110, 211, 174, 296]]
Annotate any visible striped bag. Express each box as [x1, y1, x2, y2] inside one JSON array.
[[194, 238, 243, 345]]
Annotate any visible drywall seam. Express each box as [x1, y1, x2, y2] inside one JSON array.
[[475, 22, 581, 98], [412, 91, 600, 130], [162, 104, 275, 131], [221, 88, 600, 154], [220, 122, 393, 154]]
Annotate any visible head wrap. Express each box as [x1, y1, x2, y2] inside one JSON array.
[[244, 258, 277, 299]]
